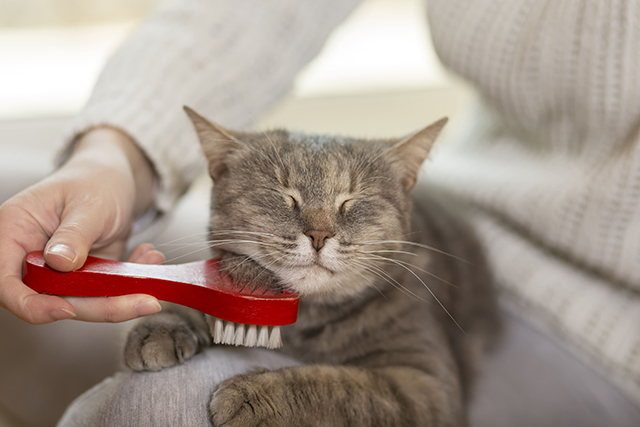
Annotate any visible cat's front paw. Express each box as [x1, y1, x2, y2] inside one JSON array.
[[124, 311, 209, 372], [210, 369, 293, 427]]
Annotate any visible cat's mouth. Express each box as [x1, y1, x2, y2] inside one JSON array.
[[219, 244, 357, 299], [294, 261, 334, 274]]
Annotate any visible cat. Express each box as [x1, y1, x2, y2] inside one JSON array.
[[123, 106, 500, 427]]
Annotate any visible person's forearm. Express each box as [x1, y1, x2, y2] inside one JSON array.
[[69, 127, 156, 219], [59, 0, 363, 217]]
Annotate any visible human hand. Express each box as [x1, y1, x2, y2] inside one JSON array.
[[0, 127, 162, 324]]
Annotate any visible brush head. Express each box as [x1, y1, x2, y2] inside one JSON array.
[[22, 251, 299, 338], [207, 316, 283, 349]]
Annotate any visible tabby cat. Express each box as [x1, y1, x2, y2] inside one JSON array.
[[124, 107, 499, 427]]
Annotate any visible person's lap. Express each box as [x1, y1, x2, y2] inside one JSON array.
[[470, 312, 640, 427], [57, 346, 302, 427], [58, 313, 640, 427]]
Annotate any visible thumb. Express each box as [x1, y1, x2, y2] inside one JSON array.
[[44, 203, 127, 271]]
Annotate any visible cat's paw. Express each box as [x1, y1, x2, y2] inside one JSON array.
[[209, 369, 293, 427], [123, 312, 209, 372]]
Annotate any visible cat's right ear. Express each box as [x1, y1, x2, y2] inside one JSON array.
[[183, 106, 241, 180], [387, 117, 448, 191]]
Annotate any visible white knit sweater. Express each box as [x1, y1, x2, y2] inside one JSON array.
[[59, 0, 640, 404]]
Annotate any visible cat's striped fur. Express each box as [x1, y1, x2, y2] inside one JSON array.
[[124, 107, 499, 427]]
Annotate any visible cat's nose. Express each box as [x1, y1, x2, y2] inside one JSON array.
[[305, 230, 333, 251]]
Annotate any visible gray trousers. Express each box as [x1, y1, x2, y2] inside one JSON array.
[[58, 313, 640, 427]]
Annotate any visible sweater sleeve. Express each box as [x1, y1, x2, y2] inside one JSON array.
[[56, 0, 362, 217]]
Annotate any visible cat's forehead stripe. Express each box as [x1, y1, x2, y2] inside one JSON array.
[[241, 131, 395, 200], [287, 131, 344, 148]]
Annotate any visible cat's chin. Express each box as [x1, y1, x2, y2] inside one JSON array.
[[276, 265, 371, 303]]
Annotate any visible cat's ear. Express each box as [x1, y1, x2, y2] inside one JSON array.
[[388, 117, 448, 191], [183, 106, 241, 180]]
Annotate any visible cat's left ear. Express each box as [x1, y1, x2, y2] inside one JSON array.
[[183, 106, 242, 180], [388, 117, 448, 191]]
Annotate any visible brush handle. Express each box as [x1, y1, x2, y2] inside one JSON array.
[[22, 251, 298, 326]]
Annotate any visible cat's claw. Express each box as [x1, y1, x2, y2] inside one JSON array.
[[209, 370, 291, 427]]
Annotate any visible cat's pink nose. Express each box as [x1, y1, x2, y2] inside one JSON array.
[[305, 230, 333, 251]]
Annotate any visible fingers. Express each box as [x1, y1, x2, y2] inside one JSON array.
[[0, 242, 77, 324], [0, 237, 158, 324], [0, 201, 76, 323], [65, 243, 164, 322], [43, 196, 127, 271], [65, 243, 165, 322], [0, 139, 154, 325], [64, 294, 162, 323], [0, 275, 77, 323], [127, 243, 165, 265], [0, 198, 162, 324]]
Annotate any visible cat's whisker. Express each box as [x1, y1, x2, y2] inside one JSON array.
[[241, 113, 286, 174], [358, 148, 388, 174], [208, 230, 281, 238], [162, 245, 227, 264], [157, 242, 211, 247], [360, 254, 466, 334], [207, 133, 280, 173], [353, 258, 433, 305], [245, 114, 287, 173], [361, 253, 458, 289], [159, 235, 276, 256], [221, 252, 278, 280], [159, 239, 242, 256], [202, 239, 280, 249], [162, 240, 259, 263], [208, 237, 297, 249], [161, 244, 210, 257], [237, 254, 288, 293], [361, 250, 418, 257], [348, 260, 388, 300], [359, 240, 471, 264], [260, 128, 287, 172], [215, 254, 250, 264], [160, 238, 270, 258], [233, 135, 283, 173], [152, 231, 217, 250]]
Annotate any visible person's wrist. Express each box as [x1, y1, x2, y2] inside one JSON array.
[[68, 127, 156, 218]]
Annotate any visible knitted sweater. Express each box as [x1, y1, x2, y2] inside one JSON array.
[[59, 0, 640, 404], [425, 0, 640, 402]]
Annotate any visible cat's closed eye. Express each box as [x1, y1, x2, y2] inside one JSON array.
[[339, 199, 353, 214], [287, 195, 299, 209]]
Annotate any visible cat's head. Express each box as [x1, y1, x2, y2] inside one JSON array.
[[185, 107, 446, 302]]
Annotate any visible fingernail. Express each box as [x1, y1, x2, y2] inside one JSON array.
[[47, 244, 77, 263], [49, 308, 76, 321], [135, 299, 162, 317]]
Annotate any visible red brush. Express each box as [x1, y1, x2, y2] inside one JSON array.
[[22, 251, 299, 349]]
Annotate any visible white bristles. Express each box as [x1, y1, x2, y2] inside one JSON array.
[[257, 325, 270, 347], [213, 318, 224, 344], [223, 321, 236, 343], [206, 316, 283, 349], [233, 324, 245, 346], [267, 326, 282, 349], [245, 324, 258, 347]]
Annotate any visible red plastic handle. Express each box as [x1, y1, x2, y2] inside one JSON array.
[[22, 251, 298, 326]]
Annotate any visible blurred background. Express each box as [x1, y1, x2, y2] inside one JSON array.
[[0, 0, 473, 425]]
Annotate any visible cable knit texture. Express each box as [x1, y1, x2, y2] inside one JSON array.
[[426, 0, 640, 403], [59, 0, 640, 405]]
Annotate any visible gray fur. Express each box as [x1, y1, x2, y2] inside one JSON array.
[[123, 107, 500, 426]]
